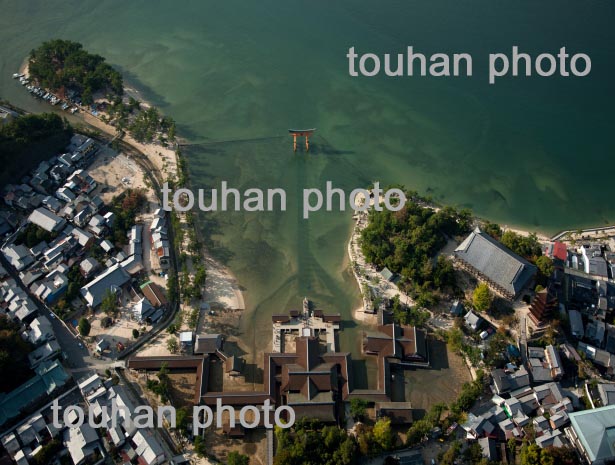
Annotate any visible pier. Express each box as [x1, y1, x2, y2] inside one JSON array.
[[271, 297, 340, 352]]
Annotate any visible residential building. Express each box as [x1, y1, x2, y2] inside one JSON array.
[[80, 263, 130, 308], [28, 207, 66, 233]]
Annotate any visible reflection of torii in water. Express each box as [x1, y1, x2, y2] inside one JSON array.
[[288, 128, 316, 152]]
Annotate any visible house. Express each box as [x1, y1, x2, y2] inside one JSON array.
[[450, 300, 464, 317], [131, 430, 165, 465], [56, 187, 76, 203], [140, 282, 168, 308], [71, 227, 94, 249], [28, 340, 61, 368], [87, 214, 106, 236], [80, 257, 101, 278], [527, 345, 564, 383], [454, 227, 537, 298], [27, 208, 66, 233], [565, 404, 615, 464], [536, 429, 566, 449], [544, 241, 568, 262], [80, 263, 130, 308], [194, 334, 223, 355], [586, 317, 606, 347], [597, 384, 615, 407], [132, 298, 156, 322], [42, 195, 64, 213], [32, 270, 69, 304], [63, 422, 102, 465], [491, 366, 530, 395], [2, 244, 34, 271], [100, 239, 114, 253], [464, 310, 483, 332], [28, 316, 54, 345]]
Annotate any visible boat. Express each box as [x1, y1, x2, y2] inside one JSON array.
[[12, 73, 24, 79]]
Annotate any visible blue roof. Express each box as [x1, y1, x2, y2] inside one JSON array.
[[0, 361, 70, 426]]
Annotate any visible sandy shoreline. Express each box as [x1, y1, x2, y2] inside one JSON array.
[[19, 56, 246, 322]]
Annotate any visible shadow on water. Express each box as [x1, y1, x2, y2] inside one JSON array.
[[114, 66, 171, 108], [195, 214, 235, 265]]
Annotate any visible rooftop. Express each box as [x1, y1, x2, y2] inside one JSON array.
[[455, 227, 537, 297], [568, 404, 615, 463]]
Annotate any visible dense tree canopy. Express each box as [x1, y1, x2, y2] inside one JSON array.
[[500, 230, 542, 260], [0, 113, 72, 186], [29, 39, 123, 101], [109, 188, 147, 244], [360, 198, 471, 293], [0, 315, 34, 392], [227, 451, 250, 465], [274, 419, 358, 465]]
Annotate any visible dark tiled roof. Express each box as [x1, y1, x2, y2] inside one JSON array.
[[455, 228, 537, 297]]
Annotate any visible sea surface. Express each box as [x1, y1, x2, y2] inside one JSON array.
[[1, 0, 613, 387]]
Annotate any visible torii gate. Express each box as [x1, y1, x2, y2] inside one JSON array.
[[289, 128, 316, 152]]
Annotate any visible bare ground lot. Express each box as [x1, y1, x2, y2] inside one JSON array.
[[167, 371, 198, 409], [398, 338, 472, 417], [204, 428, 267, 465]]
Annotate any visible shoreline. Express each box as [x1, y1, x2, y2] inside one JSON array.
[[18, 56, 246, 320]]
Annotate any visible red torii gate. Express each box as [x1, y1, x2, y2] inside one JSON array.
[[289, 128, 316, 152]]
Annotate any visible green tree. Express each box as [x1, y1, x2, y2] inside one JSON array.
[[176, 406, 190, 437], [472, 282, 492, 312], [32, 439, 63, 465], [0, 315, 35, 392], [78, 317, 91, 336], [372, 417, 394, 451], [349, 398, 369, 422], [167, 337, 179, 354], [440, 440, 462, 465], [483, 222, 502, 240], [520, 443, 541, 465], [501, 230, 542, 260], [100, 289, 118, 316], [194, 435, 207, 457], [132, 328, 140, 339], [227, 451, 250, 465], [507, 438, 517, 458]]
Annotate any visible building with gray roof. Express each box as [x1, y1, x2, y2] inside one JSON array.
[[80, 263, 130, 308], [28, 207, 66, 233], [597, 384, 615, 407], [454, 227, 537, 298]]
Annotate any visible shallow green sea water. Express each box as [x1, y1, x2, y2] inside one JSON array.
[[1, 0, 613, 385]]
